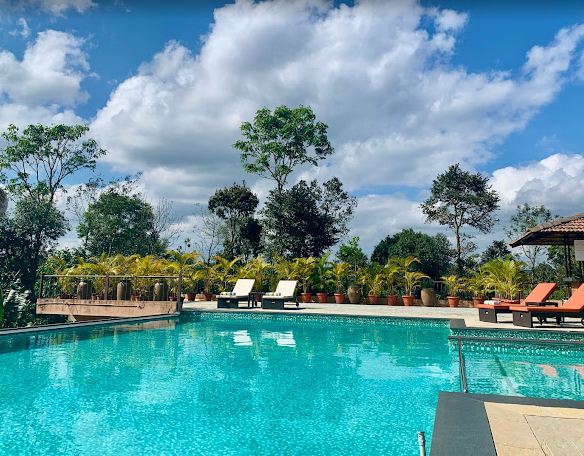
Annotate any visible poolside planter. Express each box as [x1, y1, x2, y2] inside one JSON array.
[[334, 293, 345, 304], [472, 297, 485, 307], [300, 292, 312, 303], [421, 288, 437, 307], [402, 295, 414, 306], [77, 280, 91, 300], [367, 294, 379, 305], [447, 296, 460, 308], [186, 292, 197, 301], [387, 294, 398, 306], [347, 285, 362, 304], [316, 293, 328, 303]]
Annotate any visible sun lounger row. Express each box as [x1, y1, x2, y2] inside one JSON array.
[[478, 282, 584, 328], [217, 279, 298, 310]]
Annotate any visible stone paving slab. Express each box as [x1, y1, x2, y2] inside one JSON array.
[[485, 402, 584, 455], [181, 301, 584, 332]]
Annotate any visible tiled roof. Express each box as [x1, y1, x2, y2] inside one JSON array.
[[509, 212, 584, 246]]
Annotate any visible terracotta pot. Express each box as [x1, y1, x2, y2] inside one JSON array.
[[447, 296, 460, 308], [334, 293, 346, 304], [316, 292, 328, 303], [387, 294, 398, 306], [186, 292, 197, 301], [402, 295, 415, 306], [347, 285, 362, 304], [203, 292, 213, 301], [472, 297, 485, 307], [300, 292, 312, 303], [253, 292, 263, 302], [367, 294, 378, 305]]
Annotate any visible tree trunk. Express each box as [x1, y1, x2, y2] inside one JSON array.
[[455, 226, 463, 276]]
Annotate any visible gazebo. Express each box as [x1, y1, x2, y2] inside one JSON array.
[[509, 212, 584, 285]]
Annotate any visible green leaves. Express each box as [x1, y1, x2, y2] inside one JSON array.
[[0, 123, 106, 203], [234, 105, 334, 192], [421, 163, 500, 274], [77, 189, 164, 257]]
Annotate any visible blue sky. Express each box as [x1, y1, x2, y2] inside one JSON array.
[[1, 0, 584, 252]]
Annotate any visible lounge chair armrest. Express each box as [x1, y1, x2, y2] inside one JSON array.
[[525, 301, 558, 307]]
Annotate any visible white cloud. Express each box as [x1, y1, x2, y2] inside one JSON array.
[[92, 0, 584, 196], [0, 0, 95, 16], [491, 153, 584, 215], [9, 17, 30, 38], [0, 29, 88, 130]]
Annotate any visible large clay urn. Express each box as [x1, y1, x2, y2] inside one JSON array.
[[347, 284, 362, 304], [117, 280, 131, 300], [77, 279, 91, 299], [421, 288, 437, 307], [153, 279, 169, 301]]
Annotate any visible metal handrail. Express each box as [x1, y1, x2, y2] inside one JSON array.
[[41, 274, 180, 279], [457, 338, 469, 393]]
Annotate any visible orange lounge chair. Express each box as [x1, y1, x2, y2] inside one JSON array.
[[477, 282, 557, 323], [511, 284, 584, 328]]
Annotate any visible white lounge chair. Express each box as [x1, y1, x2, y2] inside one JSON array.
[[217, 279, 255, 309], [261, 280, 298, 310]]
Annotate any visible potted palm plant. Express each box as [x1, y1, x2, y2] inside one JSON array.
[[441, 275, 465, 307], [384, 260, 400, 305], [327, 262, 351, 304], [313, 254, 331, 303], [402, 271, 429, 306], [211, 255, 241, 298], [366, 268, 385, 305], [392, 256, 428, 306], [291, 257, 316, 303], [482, 258, 527, 301], [466, 271, 488, 307], [193, 261, 217, 301]]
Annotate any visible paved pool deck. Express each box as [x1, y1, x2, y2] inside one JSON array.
[[181, 300, 584, 332]]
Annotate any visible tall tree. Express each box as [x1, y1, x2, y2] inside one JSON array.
[[208, 183, 260, 259], [371, 229, 453, 279], [0, 124, 105, 204], [421, 164, 500, 275], [506, 203, 553, 279], [78, 189, 164, 256], [234, 105, 333, 193], [0, 123, 104, 292], [480, 240, 512, 264], [262, 178, 356, 258]]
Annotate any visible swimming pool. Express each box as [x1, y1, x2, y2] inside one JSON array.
[[0, 312, 582, 455]]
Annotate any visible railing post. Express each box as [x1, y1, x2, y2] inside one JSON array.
[[417, 431, 426, 456], [39, 273, 45, 299], [105, 275, 109, 300], [176, 272, 183, 312]]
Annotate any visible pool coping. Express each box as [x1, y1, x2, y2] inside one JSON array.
[[430, 392, 584, 456], [0, 313, 179, 336], [2, 309, 584, 344]]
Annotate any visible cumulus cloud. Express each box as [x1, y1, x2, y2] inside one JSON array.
[[0, 29, 88, 130], [92, 0, 584, 194], [491, 153, 584, 215]]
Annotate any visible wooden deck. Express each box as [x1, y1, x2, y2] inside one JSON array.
[[36, 298, 178, 321]]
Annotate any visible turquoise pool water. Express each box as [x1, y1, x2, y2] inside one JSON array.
[[0, 313, 582, 455]]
